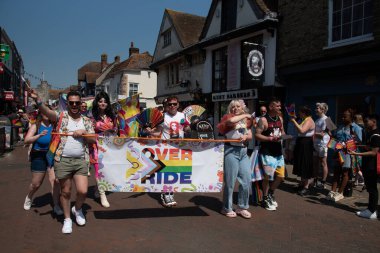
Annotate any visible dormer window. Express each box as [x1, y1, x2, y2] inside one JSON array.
[[163, 29, 172, 48]]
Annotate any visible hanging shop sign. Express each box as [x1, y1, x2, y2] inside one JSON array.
[[4, 91, 14, 101], [211, 89, 257, 102]]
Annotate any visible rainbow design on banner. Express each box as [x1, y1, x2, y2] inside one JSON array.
[[337, 150, 345, 165]]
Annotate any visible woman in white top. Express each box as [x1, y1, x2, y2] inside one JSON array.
[[217, 100, 253, 219], [313, 102, 330, 189], [291, 105, 315, 196]]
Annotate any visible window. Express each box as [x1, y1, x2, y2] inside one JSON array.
[[329, 0, 373, 46], [166, 63, 179, 86], [163, 29, 171, 47], [212, 47, 227, 92], [129, 83, 139, 97], [221, 0, 237, 33]]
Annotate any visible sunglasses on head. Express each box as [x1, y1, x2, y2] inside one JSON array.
[[167, 103, 178, 106], [68, 101, 81, 106]]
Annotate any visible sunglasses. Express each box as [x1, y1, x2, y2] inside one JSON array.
[[167, 103, 178, 106], [68, 101, 81, 106]]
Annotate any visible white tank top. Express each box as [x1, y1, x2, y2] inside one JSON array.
[[62, 117, 86, 158]]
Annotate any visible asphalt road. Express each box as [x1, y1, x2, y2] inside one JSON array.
[[0, 146, 379, 253]]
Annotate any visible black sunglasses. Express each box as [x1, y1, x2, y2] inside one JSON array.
[[68, 101, 81, 106], [167, 103, 178, 106]]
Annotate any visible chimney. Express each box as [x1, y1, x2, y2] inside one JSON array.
[[101, 53, 108, 70], [114, 55, 120, 63], [129, 42, 139, 57]]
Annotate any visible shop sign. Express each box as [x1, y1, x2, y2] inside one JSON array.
[[4, 91, 14, 101], [211, 89, 257, 102]]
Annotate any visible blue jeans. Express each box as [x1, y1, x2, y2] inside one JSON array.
[[223, 145, 251, 212]]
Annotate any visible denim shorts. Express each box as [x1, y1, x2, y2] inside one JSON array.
[[30, 150, 49, 173]]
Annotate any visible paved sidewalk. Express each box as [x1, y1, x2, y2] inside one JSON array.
[[0, 146, 379, 253]]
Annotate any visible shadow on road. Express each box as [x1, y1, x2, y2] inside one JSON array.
[[93, 206, 209, 219]]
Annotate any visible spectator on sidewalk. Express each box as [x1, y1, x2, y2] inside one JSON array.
[[291, 106, 315, 196], [29, 89, 96, 234], [255, 97, 286, 211], [349, 114, 379, 219], [313, 102, 330, 189], [23, 107, 62, 216], [327, 108, 362, 202]]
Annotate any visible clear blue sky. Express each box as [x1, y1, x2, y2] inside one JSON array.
[[0, 0, 211, 89]]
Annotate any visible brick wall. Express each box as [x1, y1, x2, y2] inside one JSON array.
[[277, 0, 380, 68]]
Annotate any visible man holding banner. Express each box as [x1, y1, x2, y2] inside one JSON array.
[[29, 90, 96, 234], [146, 96, 190, 207]]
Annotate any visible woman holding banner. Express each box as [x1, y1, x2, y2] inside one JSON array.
[[217, 100, 253, 218], [91, 91, 117, 208]]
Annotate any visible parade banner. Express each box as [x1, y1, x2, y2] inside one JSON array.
[[97, 136, 224, 193]]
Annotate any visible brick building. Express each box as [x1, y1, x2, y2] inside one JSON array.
[[277, 0, 380, 123]]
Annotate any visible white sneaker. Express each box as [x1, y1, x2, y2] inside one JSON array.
[[333, 193, 344, 202], [325, 191, 336, 200], [23, 195, 32, 210], [53, 205, 63, 216], [169, 194, 177, 206], [62, 218, 72, 234], [100, 192, 110, 208], [356, 209, 377, 219], [161, 193, 173, 207], [71, 206, 86, 226]]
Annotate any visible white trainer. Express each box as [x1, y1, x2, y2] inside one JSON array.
[[62, 218, 72, 234], [23, 195, 32, 210], [71, 206, 86, 226], [356, 209, 377, 219]]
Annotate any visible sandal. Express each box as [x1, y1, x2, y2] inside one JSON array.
[[235, 208, 252, 219], [221, 209, 237, 218]]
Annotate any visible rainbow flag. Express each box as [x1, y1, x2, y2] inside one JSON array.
[[251, 181, 263, 204], [346, 139, 357, 151], [285, 104, 296, 118], [117, 94, 140, 137], [327, 138, 338, 149], [337, 150, 345, 165]]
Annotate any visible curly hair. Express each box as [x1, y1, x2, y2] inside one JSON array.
[[92, 91, 115, 121], [227, 99, 248, 114]]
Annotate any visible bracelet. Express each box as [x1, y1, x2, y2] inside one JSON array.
[[36, 100, 43, 107]]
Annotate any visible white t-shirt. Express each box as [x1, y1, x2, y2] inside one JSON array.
[[225, 120, 247, 147], [161, 112, 188, 140], [62, 117, 86, 158], [314, 115, 330, 146]]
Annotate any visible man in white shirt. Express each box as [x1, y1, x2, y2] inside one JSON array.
[[145, 96, 190, 207], [30, 90, 96, 234]]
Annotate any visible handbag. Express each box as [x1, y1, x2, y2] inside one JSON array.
[[46, 112, 64, 167]]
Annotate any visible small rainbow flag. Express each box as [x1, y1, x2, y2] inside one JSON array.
[[285, 104, 296, 118], [346, 139, 357, 151], [327, 138, 338, 149], [337, 151, 345, 165]]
